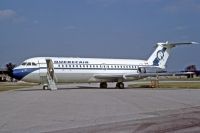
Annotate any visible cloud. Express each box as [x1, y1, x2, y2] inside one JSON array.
[[163, 0, 200, 13], [139, 0, 162, 3], [175, 26, 187, 31], [0, 9, 25, 23], [0, 9, 16, 21], [33, 20, 39, 24], [86, 0, 162, 6], [86, 0, 121, 7]]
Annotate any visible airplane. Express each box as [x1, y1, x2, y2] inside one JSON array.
[[10, 41, 199, 90]]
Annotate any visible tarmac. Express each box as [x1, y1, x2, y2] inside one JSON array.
[[0, 83, 200, 133]]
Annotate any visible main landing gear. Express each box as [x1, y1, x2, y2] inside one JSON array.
[[99, 82, 125, 89], [116, 82, 124, 89], [100, 82, 107, 88]]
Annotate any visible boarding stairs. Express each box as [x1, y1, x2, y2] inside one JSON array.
[[46, 59, 57, 90]]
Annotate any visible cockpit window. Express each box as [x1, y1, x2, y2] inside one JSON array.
[[21, 62, 27, 66], [21, 62, 37, 66], [27, 62, 31, 66], [32, 62, 37, 66]]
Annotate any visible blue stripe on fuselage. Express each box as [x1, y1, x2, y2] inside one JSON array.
[[13, 68, 39, 80]]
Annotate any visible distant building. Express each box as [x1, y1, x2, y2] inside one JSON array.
[[0, 68, 10, 82], [185, 65, 200, 78]]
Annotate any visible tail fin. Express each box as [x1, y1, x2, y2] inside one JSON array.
[[147, 41, 199, 69]]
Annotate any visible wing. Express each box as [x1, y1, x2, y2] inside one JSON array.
[[94, 74, 124, 82], [125, 72, 194, 78], [94, 72, 193, 81]]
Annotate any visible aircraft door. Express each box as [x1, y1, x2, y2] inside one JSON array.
[[46, 59, 56, 81], [101, 63, 107, 71], [38, 60, 48, 84], [138, 67, 146, 73]]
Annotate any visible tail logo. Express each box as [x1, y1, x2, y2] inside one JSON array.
[[157, 50, 164, 60], [153, 47, 167, 66]]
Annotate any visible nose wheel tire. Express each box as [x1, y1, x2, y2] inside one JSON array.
[[100, 82, 107, 88], [43, 85, 48, 90], [116, 82, 124, 89]]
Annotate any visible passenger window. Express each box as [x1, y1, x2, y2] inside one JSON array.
[[32, 62, 37, 66], [27, 62, 31, 66]]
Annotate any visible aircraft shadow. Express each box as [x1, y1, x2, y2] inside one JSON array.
[[15, 88, 44, 91], [16, 86, 123, 91], [59, 86, 120, 90]]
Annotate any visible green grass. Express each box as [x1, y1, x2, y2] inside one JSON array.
[[159, 82, 200, 89], [0, 82, 36, 92], [129, 81, 200, 89], [156, 77, 200, 81]]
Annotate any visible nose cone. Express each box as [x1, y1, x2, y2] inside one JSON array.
[[12, 69, 26, 80]]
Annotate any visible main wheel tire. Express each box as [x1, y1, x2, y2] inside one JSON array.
[[100, 82, 107, 88], [116, 82, 124, 89]]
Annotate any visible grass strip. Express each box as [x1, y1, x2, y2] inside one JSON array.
[[0, 83, 36, 92], [129, 82, 200, 89]]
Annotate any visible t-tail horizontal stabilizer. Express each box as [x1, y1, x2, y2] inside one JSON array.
[[147, 41, 199, 69]]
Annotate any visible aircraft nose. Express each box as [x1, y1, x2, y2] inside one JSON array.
[[12, 68, 38, 81], [12, 69, 25, 80]]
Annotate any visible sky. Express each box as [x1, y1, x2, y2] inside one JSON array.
[[0, 0, 200, 70]]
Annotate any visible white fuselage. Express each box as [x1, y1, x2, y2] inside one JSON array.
[[12, 42, 197, 88], [13, 57, 148, 83]]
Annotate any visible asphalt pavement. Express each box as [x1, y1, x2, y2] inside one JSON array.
[[0, 83, 200, 133]]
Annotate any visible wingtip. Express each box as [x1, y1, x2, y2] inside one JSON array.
[[191, 42, 200, 44]]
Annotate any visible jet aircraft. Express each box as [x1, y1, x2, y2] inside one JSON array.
[[10, 41, 199, 90]]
